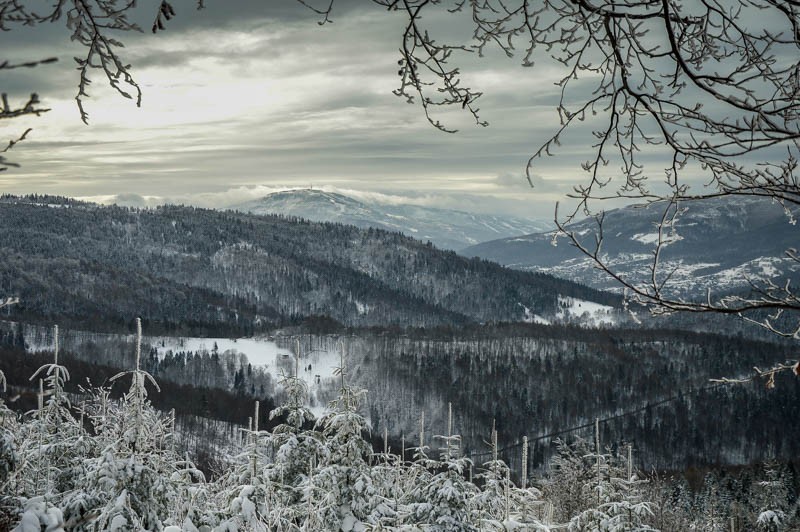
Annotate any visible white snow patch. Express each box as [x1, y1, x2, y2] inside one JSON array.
[[630, 232, 683, 245], [151, 336, 293, 367], [556, 296, 616, 327], [518, 303, 550, 325], [354, 300, 369, 315], [757, 258, 779, 277], [150, 336, 341, 418]]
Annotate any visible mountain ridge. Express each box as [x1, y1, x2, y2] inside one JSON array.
[[0, 195, 617, 332], [464, 196, 800, 297], [232, 189, 551, 251]]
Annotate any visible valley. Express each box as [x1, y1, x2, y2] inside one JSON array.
[[5, 312, 797, 475], [1, 194, 797, 530]]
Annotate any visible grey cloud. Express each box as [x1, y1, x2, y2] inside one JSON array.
[[492, 173, 568, 194], [111, 193, 152, 207], [0, 1, 659, 221], [146, 0, 368, 31]]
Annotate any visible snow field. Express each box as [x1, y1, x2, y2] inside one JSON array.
[[150, 336, 342, 417]]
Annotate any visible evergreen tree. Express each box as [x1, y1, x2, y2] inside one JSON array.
[[753, 462, 793, 531]]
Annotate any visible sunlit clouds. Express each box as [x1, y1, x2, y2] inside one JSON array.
[[0, 3, 612, 219]]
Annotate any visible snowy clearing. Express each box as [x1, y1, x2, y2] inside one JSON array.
[[631, 232, 683, 245], [150, 336, 342, 417], [518, 303, 551, 325], [556, 296, 617, 326]]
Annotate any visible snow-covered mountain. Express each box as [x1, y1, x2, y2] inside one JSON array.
[[464, 196, 800, 297], [0, 196, 617, 330], [232, 189, 551, 251]]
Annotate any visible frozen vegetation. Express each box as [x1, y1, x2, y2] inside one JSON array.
[[554, 297, 617, 327], [8, 320, 800, 473], [1, 322, 798, 531]]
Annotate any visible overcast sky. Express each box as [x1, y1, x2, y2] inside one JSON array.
[[0, 1, 754, 219]]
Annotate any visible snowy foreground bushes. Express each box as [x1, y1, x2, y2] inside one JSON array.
[[0, 324, 797, 531]]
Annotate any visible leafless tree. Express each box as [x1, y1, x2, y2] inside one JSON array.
[[369, 2, 799, 311], [294, 1, 800, 385], [0, 0, 207, 166], [364, 1, 800, 381], [286, 2, 800, 349], [0, 58, 56, 171]]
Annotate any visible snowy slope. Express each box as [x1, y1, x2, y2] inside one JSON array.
[[555, 296, 617, 327], [0, 197, 618, 328], [24, 328, 344, 418], [151, 336, 342, 417], [465, 196, 800, 297]]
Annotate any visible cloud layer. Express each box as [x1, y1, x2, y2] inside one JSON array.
[[0, 2, 715, 220]]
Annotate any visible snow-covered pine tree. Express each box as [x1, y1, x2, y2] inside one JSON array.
[[166, 456, 210, 530], [268, 369, 325, 493], [405, 403, 479, 531], [214, 400, 280, 531], [0, 368, 21, 530], [690, 472, 731, 531], [359, 441, 409, 528], [753, 462, 793, 531], [309, 345, 373, 530], [545, 438, 598, 522], [16, 326, 84, 501], [545, 437, 656, 531], [59, 318, 178, 531], [567, 442, 656, 531], [471, 421, 515, 528]]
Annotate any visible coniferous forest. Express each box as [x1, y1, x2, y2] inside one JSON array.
[[1, 320, 799, 531], [4, 0, 800, 528], [0, 197, 617, 332], [0, 197, 798, 530]]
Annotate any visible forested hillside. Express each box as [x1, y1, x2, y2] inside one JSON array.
[[300, 327, 800, 473], [6, 320, 796, 474], [1, 324, 797, 531], [0, 195, 616, 332]]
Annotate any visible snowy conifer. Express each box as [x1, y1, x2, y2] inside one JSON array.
[[565, 443, 656, 532], [57, 319, 179, 531], [214, 399, 281, 531], [407, 431, 478, 531], [16, 326, 84, 499], [753, 462, 792, 531], [308, 346, 374, 529], [269, 371, 326, 493]]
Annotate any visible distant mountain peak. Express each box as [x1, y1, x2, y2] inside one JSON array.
[[261, 189, 349, 201], [231, 189, 551, 251]]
